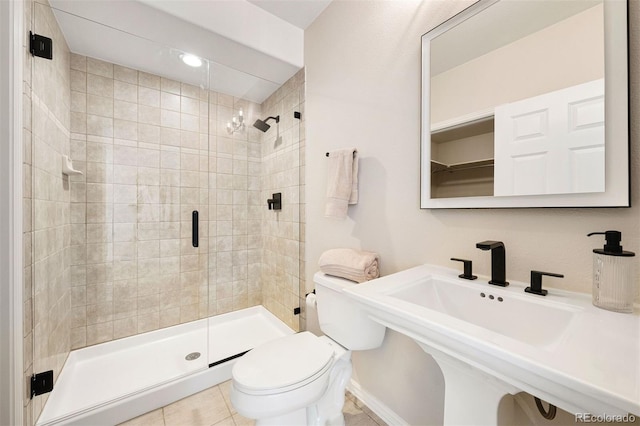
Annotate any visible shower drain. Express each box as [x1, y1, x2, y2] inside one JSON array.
[[185, 352, 201, 361]]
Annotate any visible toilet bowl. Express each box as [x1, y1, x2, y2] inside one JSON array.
[[230, 272, 386, 426]]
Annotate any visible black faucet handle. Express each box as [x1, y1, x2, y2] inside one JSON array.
[[450, 258, 477, 280], [525, 270, 564, 296]]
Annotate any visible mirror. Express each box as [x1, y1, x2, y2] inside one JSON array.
[[421, 0, 629, 208]]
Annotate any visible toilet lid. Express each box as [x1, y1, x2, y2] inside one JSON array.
[[233, 332, 334, 394]]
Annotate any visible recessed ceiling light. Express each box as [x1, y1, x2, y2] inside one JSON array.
[[180, 53, 202, 68]]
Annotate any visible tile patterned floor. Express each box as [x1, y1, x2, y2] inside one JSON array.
[[119, 381, 387, 426]]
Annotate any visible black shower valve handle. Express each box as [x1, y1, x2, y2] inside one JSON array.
[[450, 258, 477, 280], [267, 193, 282, 210]]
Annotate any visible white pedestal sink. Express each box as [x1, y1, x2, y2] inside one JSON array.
[[343, 264, 640, 425]]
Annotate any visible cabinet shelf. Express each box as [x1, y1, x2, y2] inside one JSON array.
[[431, 158, 494, 174], [431, 115, 494, 144]]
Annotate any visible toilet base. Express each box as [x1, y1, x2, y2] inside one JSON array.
[[255, 407, 345, 426], [256, 408, 307, 426], [236, 339, 352, 426]]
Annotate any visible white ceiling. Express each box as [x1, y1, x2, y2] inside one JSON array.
[[50, 0, 331, 103], [247, 0, 332, 29]]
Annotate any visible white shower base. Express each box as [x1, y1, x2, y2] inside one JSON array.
[[36, 306, 294, 426]]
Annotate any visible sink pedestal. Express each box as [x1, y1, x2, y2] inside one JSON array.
[[425, 347, 520, 425]]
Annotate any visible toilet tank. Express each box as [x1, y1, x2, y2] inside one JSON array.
[[313, 272, 385, 351]]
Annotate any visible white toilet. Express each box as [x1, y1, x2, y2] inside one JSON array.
[[230, 272, 386, 426]]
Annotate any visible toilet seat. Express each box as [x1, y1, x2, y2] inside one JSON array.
[[233, 332, 335, 396]]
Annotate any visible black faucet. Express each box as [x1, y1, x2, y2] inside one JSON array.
[[475, 241, 509, 287]]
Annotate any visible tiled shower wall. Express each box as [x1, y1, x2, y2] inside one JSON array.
[[260, 69, 305, 332], [66, 54, 265, 349], [23, 0, 72, 423]]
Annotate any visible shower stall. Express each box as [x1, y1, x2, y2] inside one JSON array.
[[23, 2, 306, 425]]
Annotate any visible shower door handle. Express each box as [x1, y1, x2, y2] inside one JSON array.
[[192, 210, 199, 248]]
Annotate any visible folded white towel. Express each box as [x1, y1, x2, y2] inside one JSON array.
[[325, 148, 358, 219], [318, 248, 379, 283]]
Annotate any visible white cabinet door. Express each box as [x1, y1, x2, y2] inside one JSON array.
[[494, 79, 605, 196]]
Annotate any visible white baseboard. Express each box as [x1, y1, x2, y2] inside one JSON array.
[[347, 379, 408, 426]]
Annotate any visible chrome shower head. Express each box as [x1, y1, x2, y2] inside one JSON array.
[[252, 115, 280, 132]]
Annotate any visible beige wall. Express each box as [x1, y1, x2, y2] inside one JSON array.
[[431, 3, 605, 123], [23, 0, 72, 423], [305, 0, 638, 423]]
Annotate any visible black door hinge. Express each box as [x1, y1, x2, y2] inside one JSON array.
[[31, 370, 54, 399], [29, 32, 53, 60]]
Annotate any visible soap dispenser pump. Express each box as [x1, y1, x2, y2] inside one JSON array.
[[587, 231, 637, 313]]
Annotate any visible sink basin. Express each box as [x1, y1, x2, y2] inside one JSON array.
[[387, 275, 579, 348]]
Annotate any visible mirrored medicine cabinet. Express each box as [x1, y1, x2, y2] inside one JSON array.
[[420, 0, 630, 208]]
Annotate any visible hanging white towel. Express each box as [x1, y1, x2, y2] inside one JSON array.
[[325, 148, 358, 219]]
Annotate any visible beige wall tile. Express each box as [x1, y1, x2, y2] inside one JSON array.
[[87, 58, 114, 79], [86, 322, 113, 346], [180, 83, 200, 100], [138, 72, 160, 90], [87, 94, 113, 118], [114, 119, 137, 141], [181, 97, 199, 116], [70, 69, 86, 93], [113, 317, 137, 339], [87, 74, 113, 98], [87, 114, 113, 137], [137, 312, 159, 333], [114, 99, 138, 121], [161, 78, 181, 95], [113, 80, 138, 103], [70, 54, 86, 72], [113, 203, 136, 223], [139, 124, 160, 144], [161, 92, 180, 112], [138, 86, 160, 107], [114, 65, 138, 85], [71, 91, 86, 113], [138, 105, 160, 125], [138, 149, 159, 168], [161, 109, 181, 129]]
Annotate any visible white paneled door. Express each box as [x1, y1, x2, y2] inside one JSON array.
[[494, 79, 605, 196]]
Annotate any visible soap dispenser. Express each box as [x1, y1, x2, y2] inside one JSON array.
[[587, 231, 637, 313]]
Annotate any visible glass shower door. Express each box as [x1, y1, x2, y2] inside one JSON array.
[[31, 5, 212, 424]]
